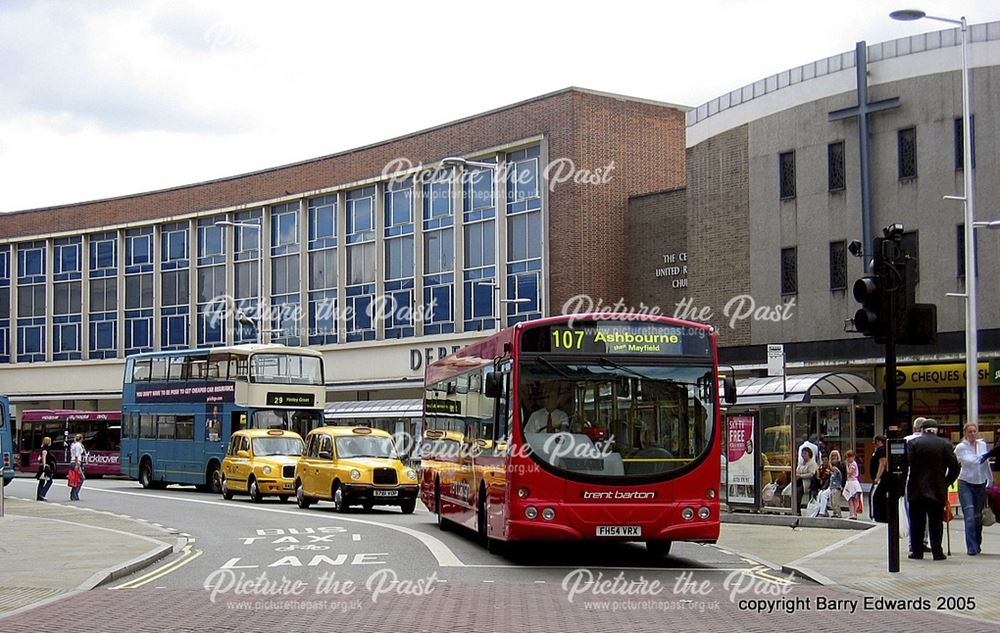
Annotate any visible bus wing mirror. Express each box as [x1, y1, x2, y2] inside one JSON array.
[[484, 372, 503, 398], [723, 376, 737, 405]]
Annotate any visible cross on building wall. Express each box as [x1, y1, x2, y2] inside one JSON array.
[[829, 41, 901, 272]]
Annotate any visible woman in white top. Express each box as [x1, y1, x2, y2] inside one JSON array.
[[955, 423, 991, 555], [69, 433, 86, 501]]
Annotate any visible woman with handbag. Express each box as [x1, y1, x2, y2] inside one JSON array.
[[35, 436, 56, 500], [69, 433, 86, 501], [955, 423, 991, 556]]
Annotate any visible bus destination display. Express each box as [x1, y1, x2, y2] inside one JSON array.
[[521, 321, 712, 357]]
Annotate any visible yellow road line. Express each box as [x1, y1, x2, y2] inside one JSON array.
[[112, 544, 203, 589]]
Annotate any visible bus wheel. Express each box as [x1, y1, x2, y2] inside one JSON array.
[[400, 499, 416, 514], [207, 463, 222, 495], [478, 486, 503, 554], [435, 481, 450, 531], [248, 477, 263, 504], [139, 460, 154, 489], [221, 476, 234, 500], [332, 483, 348, 513], [296, 482, 313, 509], [646, 540, 672, 558]]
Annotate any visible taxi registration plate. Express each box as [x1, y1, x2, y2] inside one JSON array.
[[282, 483, 294, 490], [373, 489, 398, 497], [596, 525, 641, 537]]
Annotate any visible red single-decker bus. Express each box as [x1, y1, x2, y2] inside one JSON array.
[[421, 314, 735, 558]]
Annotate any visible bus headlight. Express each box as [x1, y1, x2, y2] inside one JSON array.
[[350, 469, 361, 480], [525, 506, 538, 520], [698, 507, 711, 520], [406, 469, 417, 481], [681, 507, 695, 521], [517, 487, 529, 499], [541, 507, 556, 521], [262, 466, 272, 475], [706, 488, 717, 499]]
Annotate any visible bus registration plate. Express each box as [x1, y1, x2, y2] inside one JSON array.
[[596, 526, 641, 537], [373, 490, 398, 497]]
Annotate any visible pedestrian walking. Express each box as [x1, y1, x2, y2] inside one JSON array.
[[906, 419, 960, 560], [954, 423, 990, 555], [69, 433, 86, 501], [35, 436, 56, 500]]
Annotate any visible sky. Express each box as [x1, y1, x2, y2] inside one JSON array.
[[1, 0, 997, 214]]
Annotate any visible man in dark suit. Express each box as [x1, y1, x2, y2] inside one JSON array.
[[905, 418, 960, 560]]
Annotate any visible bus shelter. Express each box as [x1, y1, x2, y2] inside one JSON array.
[[723, 372, 881, 514]]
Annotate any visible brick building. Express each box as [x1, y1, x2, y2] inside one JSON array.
[[0, 88, 687, 410]]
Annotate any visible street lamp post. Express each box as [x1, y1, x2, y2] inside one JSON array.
[[216, 219, 263, 344], [891, 10, 978, 425]]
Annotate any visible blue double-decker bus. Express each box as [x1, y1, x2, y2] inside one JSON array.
[[1, 395, 13, 487], [121, 344, 326, 492]]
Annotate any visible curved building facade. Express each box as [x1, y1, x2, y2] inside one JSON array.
[[629, 21, 1000, 472]]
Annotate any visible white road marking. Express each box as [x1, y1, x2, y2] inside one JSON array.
[[78, 485, 466, 567]]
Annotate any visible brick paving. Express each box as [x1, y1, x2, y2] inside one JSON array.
[[2, 583, 997, 632]]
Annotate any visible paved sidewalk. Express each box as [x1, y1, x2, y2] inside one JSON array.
[[717, 511, 1000, 626], [0, 495, 178, 617]]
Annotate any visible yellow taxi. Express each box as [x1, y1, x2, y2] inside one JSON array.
[[294, 426, 419, 513], [221, 428, 304, 503]]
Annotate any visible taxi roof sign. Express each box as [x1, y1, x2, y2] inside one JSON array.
[[352, 427, 372, 434], [266, 429, 285, 435]]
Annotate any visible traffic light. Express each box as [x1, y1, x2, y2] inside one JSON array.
[[853, 274, 887, 341], [853, 238, 888, 341], [852, 231, 937, 345]]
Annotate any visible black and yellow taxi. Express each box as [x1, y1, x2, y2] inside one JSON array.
[[294, 426, 419, 513], [221, 428, 304, 503]]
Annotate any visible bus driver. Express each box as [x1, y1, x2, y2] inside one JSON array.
[[525, 385, 570, 433]]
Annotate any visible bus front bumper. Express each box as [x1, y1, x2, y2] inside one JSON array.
[[506, 513, 720, 542]]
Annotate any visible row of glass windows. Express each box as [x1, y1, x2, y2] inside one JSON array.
[[0, 146, 544, 362], [778, 118, 975, 199]]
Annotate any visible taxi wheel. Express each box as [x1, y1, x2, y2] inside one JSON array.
[[333, 483, 349, 513], [296, 483, 313, 509], [249, 478, 263, 504], [646, 540, 672, 558], [221, 476, 234, 500], [400, 499, 416, 514]]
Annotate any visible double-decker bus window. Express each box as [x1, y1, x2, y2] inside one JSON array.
[[157, 416, 176, 440], [251, 408, 322, 437], [150, 357, 168, 381], [140, 415, 155, 439], [250, 353, 324, 385], [132, 358, 151, 382], [167, 356, 185, 380], [176, 416, 195, 440]]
